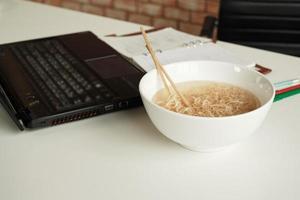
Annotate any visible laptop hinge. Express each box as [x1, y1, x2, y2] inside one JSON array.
[[0, 84, 25, 131]]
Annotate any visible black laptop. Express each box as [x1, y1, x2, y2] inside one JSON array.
[[0, 31, 145, 130]]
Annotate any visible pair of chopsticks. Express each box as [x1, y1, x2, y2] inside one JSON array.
[[140, 27, 191, 107], [274, 78, 300, 102]]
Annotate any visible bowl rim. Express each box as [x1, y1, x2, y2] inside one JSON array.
[[139, 60, 275, 120]]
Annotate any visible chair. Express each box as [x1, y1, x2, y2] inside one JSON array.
[[201, 0, 300, 57]]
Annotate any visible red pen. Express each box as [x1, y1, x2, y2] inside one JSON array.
[[276, 83, 300, 95]]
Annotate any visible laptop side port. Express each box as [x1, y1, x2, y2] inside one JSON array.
[[104, 104, 114, 111]]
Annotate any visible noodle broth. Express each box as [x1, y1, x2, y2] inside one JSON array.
[[153, 81, 261, 117]]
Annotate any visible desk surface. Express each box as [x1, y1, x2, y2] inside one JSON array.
[[1, 1, 300, 200]]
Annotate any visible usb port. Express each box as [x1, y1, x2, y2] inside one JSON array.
[[104, 104, 114, 111]]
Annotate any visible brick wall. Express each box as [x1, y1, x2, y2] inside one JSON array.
[[30, 0, 220, 35]]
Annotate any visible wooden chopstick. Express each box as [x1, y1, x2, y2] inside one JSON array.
[[140, 27, 191, 107], [139, 28, 170, 94], [145, 45, 171, 94]]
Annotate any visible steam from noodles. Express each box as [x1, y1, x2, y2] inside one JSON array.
[[153, 81, 261, 117]]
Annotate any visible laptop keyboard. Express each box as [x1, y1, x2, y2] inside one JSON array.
[[11, 39, 114, 111]]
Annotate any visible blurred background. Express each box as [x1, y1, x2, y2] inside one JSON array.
[[29, 0, 220, 35]]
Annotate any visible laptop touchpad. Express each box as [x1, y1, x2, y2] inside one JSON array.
[[87, 55, 139, 79]]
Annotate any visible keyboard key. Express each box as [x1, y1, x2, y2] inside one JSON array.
[[94, 82, 104, 89], [95, 94, 103, 101], [84, 96, 92, 103]]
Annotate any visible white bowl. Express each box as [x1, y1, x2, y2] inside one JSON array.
[[139, 61, 275, 152]]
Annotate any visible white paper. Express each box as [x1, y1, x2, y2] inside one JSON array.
[[103, 27, 210, 58], [133, 43, 256, 72], [103, 27, 255, 72]]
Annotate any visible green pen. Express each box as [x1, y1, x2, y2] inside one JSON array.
[[274, 88, 300, 102]]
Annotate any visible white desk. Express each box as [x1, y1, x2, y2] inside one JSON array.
[[1, 1, 300, 200]]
